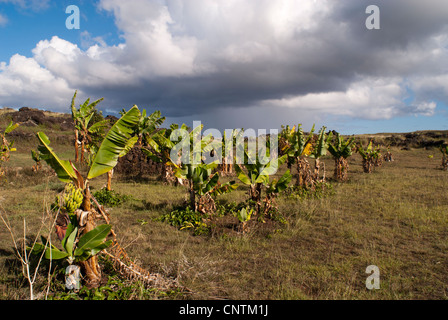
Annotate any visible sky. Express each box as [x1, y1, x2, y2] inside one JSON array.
[[0, 0, 448, 134]]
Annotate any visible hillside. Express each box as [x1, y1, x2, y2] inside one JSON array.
[[1, 107, 447, 150]]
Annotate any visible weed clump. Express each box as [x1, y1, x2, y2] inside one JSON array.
[[93, 188, 133, 207], [158, 206, 210, 236]]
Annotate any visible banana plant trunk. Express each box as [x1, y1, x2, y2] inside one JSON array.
[[334, 157, 349, 181], [375, 156, 383, 168], [189, 180, 196, 211], [263, 193, 277, 217], [221, 155, 233, 176], [314, 159, 321, 182], [79, 182, 102, 287], [384, 151, 393, 162], [249, 183, 262, 215], [74, 130, 79, 163], [297, 156, 312, 187], [80, 139, 85, 164], [362, 159, 372, 173], [162, 163, 178, 185], [106, 169, 113, 191]]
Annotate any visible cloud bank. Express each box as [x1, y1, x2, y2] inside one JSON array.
[[0, 0, 447, 131]]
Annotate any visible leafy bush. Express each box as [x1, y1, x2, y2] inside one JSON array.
[[93, 188, 133, 207], [158, 206, 210, 235], [215, 201, 246, 217]]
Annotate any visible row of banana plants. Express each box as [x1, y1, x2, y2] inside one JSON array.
[[279, 124, 356, 183], [2, 91, 442, 292], [36, 95, 393, 241]]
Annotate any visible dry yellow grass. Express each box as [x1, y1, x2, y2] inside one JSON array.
[[1, 144, 447, 300]]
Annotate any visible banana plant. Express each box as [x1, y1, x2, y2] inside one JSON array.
[[0, 121, 19, 179], [220, 129, 239, 176], [234, 134, 288, 216], [30, 149, 42, 172], [279, 125, 292, 158], [357, 140, 382, 173], [136, 109, 166, 146], [70, 91, 109, 164], [102, 109, 163, 190], [264, 169, 292, 216], [31, 223, 112, 265], [384, 146, 394, 162], [142, 123, 184, 185], [31, 222, 112, 291], [36, 105, 141, 287], [236, 207, 254, 234], [309, 127, 332, 183], [281, 124, 315, 187], [175, 161, 219, 213], [328, 132, 356, 181], [169, 125, 237, 213]]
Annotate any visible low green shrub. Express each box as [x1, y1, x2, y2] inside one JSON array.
[[93, 188, 133, 207], [158, 206, 210, 235]]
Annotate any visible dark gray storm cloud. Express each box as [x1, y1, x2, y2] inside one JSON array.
[[1, 0, 447, 131]]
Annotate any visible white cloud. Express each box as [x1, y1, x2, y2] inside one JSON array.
[[0, 54, 73, 110], [260, 77, 405, 119], [95, 0, 334, 77], [32, 36, 136, 88], [411, 74, 448, 100], [260, 77, 438, 120], [98, 0, 198, 77]]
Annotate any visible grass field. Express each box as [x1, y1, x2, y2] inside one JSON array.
[[1, 129, 447, 300]]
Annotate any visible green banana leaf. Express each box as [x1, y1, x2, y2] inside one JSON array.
[[4, 121, 19, 134], [61, 223, 75, 250], [36, 132, 77, 183], [119, 135, 139, 157], [328, 133, 355, 159], [237, 208, 253, 223], [258, 154, 287, 178], [267, 170, 292, 194], [76, 240, 113, 261], [88, 240, 113, 256], [87, 106, 141, 180], [211, 181, 238, 197], [234, 164, 252, 186], [200, 172, 219, 195], [28, 236, 64, 260], [44, 247, 70, 260], [310, 127, 332, 159], [70, 91, 78, 120], [64, 227, 78, 257], [74, 224, 112, 257], [88, 119, 110, 134], [28, 237, 57, 256]]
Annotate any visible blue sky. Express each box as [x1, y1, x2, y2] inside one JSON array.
[[0, 0, 447, 135], [0, 1, 119, 60]]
